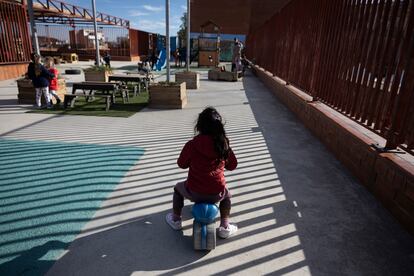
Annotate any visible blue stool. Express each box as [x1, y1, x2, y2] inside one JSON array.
[[192, 203, 219, 250]]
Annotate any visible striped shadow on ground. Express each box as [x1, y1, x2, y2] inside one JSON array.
[[0, 138, 144, 276]]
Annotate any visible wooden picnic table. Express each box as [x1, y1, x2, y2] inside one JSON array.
[[64, 81, 128, 111], [109, 74, 151, 96]]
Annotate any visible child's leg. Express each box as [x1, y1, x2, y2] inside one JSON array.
[[172, 187, 184, 220], [42, 87, 51, 107], [166, 181, 191, 230], [35, 88, 42, 107], [49, 90, 58, 99], [219, 197, 231, 228], [50, 90, 61, 103], [170, 181, 193, 221], [217, 191, 238, 238]]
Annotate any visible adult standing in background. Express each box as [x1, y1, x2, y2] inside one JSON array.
[[150, 50, 159, 70], [103, 52, 111, 68], [232, 38, 243, 72]]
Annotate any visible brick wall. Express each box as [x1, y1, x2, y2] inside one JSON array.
[[252, 65, 414, 235]]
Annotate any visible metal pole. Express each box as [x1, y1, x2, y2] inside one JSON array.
[[27, 0, 40, 55], [186, 0, 190, 71], [91, 0, 100, 66], [166, 0, 170, 82]]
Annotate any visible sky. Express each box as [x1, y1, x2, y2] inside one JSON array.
[[67, 0, 187, 35]]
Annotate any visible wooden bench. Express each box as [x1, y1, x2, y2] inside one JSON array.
[[64, 94, 113, 111]]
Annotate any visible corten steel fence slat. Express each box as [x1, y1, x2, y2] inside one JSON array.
[[247, 0, 414, 153], [359, 0, 387, 124], [362, 1, 391, 127], [385, 7, 414, 150], [349, 0, 376, 118], [3, 2, 13, 62], [373, 1, 404, 129], [8, 2, 18, 62], [377, 1, 410, 133], [383, 2, 412, 128], [336, 0, 355, 111], [0, 4, 6, 62], [320, 0, 340, 104], [323, 0, 349, 106], [368, 1, 398, 127], [268, 17, 276, 75], [309, 0, 327, 96], [319, 0, 345, 104], [313, 0, 335, 100], [348, 0, 372, 115], [342, 0, 365, 113], [0, 5, 5, 62], [325, 0, 355, 108], [0, 0, 31, 64], [371, 1, 399, 126], [308, 0, 323, 94], [355, 0, 381, 120]]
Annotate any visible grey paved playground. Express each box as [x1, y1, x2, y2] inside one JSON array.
[[1, 65, 414, 275]]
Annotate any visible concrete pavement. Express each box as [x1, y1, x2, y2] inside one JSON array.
[[0, 69, 413, 275]]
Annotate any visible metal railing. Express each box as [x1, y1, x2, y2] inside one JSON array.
[[0, 0, 32, 64], [246, 0, 414, 153]]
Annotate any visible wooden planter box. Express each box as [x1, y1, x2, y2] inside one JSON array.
[[17, 78, 67, 104], [175, 71, 200, 89], [84, 70, 110, 82], [208, 69, 238, 82], [149, 82, 187, 109]]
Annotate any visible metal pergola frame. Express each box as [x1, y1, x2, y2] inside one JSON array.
[[31, 0, 130, 28]]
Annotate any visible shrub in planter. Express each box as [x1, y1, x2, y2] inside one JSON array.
[[175, 71, 200, 89], [149, 82, 187, 109], [84, 65, 112, 82]]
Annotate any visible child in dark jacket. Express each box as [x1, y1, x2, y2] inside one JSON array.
[[27, 53, 54, 108], [166, 107, 238, 239]]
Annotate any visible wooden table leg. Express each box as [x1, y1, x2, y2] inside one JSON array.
[[70, 96, 76, 108], [106, 97, 110, 111]]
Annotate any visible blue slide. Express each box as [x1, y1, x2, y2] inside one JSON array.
[[155, 48, 167, 71]]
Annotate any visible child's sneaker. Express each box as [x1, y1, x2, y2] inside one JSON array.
[[165, 213, 182, 230], [218, 224, 238, 239]]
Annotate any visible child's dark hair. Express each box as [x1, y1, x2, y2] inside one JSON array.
[[30, 53, 40, 62], [195, 107, 229, 161]]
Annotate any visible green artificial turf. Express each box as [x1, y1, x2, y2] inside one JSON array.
[[27, 91, 148, 118], [0, 138, 144, 275]]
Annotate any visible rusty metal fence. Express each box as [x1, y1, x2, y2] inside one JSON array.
[[0, 0, 32, 64], [246, 0, 414, 153]]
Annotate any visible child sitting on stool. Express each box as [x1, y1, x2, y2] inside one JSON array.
[[166, 107, 238, 239], [44, 57, 61, 105]]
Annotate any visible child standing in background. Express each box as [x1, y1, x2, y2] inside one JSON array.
[[27, 53, 54, 109], [44, 57, 61, 105]]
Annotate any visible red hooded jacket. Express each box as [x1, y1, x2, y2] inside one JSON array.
[[48, 68, 59, 90], [177, 134, 237, 195]]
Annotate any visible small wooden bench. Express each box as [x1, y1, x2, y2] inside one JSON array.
[[64, 94, 113, 111]]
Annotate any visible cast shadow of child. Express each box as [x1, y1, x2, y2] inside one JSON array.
[[0, 240, 69, 276]]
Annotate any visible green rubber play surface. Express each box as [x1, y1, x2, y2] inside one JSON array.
[[0, 138, 144, 275]]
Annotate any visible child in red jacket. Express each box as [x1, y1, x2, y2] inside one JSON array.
[[44, 57, 61, 105], [166, 107, 238, 238]]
